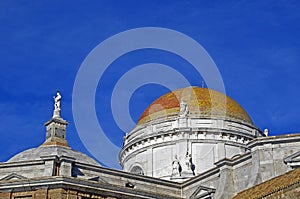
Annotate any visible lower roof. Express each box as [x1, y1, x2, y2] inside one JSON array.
[[233, 168, 300, 199]]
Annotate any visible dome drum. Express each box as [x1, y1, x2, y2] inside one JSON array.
[[120, 119, 259, 177], [124, 117, 259, 146]]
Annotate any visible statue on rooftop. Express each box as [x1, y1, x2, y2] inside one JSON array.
[[264, 128, 269, 136], [172, 155, 182, 177], [53, 91, 61, 118]]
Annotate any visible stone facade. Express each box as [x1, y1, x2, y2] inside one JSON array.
[[0, 188, 117, 199], [181, 134, 300, 198], [2, 141, 298, 199]]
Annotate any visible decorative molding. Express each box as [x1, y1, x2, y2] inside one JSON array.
[[190, 185, 216, 199], [284, 150, 300, 168], [0, 173, 27, 181]]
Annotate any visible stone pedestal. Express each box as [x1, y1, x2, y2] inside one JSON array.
[[42, 117, 69, 147], [178, 118, 188, 128], [53, 109, 60, 118]]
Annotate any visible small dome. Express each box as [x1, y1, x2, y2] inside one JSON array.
[[137, 87, 252, 125], [7, 145, 100, 166]]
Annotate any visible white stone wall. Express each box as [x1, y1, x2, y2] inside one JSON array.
[[192, 143, 215, 173], [153, 146, 173, 178]]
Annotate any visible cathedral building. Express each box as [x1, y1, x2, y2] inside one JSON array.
[[0, 87, 300, 199]]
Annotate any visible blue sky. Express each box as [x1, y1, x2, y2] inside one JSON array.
[[0, 1, 299, 168]]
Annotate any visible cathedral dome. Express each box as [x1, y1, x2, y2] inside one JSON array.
[[120, 86, 261, 180], [137, 86, 252, 125]]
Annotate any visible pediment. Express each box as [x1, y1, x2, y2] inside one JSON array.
[[0, 173, 27, 181], [87, 176, 108, 184], [284, 151, 300, 168], [80, 176, 109, 184], [190, 185, 216, 199], [284, 151, 300, 162]]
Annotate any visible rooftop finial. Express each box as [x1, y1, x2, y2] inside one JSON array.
[[53, 91, 61, 118]]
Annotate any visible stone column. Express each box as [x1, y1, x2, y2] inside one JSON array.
[[216, 142, 225, 162], [146, 148, 153, 176]]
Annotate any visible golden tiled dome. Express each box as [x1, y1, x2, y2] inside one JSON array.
[[137, 87, 252, 125]]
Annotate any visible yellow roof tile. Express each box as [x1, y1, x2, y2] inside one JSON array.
[[137, 86, 252, 125]]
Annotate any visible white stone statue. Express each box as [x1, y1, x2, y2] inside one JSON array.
[[54, 91, 61, 110], [179, 100, 188, 117], [264, 128, 269, 136], [185, 152, 191, 168], [172, 155, 182, 177], [185, 152, 195, 175], [53, 91, 61, 118]]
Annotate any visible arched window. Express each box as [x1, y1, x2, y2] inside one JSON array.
[[130, 165, 144, 175]]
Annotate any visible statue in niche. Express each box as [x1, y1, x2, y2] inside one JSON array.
[[172, 155, 182, 177], [179, 100, 188, 117]]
